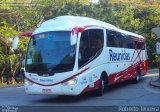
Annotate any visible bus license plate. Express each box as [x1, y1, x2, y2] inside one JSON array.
[[42, 89, 52, 93]]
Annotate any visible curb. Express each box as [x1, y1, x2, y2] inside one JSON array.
[[0, 84, 24, 89], [147, 69, 159, 74], [150, 78, 160, 88]]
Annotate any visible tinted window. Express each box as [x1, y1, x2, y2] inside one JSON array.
[[126, 35, 134, 49], [107, 30, 119, 47], [78, 29, 104, 68], [132, 37, 145, 50], [137, 42, 145, 50], [107, 30, 134, 49]]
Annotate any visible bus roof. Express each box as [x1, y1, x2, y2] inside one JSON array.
[[117, 29, 144, 39], [33, 16, 144, 39]]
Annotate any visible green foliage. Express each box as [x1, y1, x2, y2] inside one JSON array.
[[0, 0, 160, 84]]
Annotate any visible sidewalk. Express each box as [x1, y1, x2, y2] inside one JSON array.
[[0, 83, 23, 89], [150, 76, 160, 88]]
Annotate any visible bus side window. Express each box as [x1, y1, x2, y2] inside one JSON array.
[[107, 30, 135, 49], [126, 35, 134, 49], [107, 30, 121, 47], [89, 29, 104, 57], [116, 32, 123, 48], [78, 29, 104, 68], [78, 30, 90, 67], [107, 30, 116, 47], [121, 34, 134, 49], [137, 42, 145, 50]]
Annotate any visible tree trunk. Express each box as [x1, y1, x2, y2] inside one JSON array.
[[0, 67, 6, 84]]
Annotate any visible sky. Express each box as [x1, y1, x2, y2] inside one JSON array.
[[90, 0, 99, 3]]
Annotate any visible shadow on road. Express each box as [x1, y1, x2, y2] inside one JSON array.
[[33, 92, 95, 104]]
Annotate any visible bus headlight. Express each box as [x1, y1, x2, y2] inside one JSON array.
[[62, 78, 78, 85], [25, 79, 33, 85], [25, 79, 29, 85]]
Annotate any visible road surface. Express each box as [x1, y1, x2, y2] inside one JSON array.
[[0, 71, 160, 112]]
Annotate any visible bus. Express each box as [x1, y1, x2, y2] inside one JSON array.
[[12, 16, 147, 96]]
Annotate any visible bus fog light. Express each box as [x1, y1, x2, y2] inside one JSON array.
[[63, 78, 78, 85]]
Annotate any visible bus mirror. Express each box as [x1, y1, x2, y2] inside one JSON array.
[[12, 36, 19, 49], [12, 32, 32, 50]]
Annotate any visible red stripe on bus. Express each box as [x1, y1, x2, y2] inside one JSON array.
[[108, 60, 148, 85], [81, 79, 100, 94], [81, 60, 148, 94], [25, 67, 90, 86]]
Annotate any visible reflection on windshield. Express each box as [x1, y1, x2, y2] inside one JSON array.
[[25, 31, 76, 74]]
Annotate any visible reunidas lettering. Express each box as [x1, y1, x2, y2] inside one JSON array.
[[40, 79, 53, 82], [109, 49, 130, 61]]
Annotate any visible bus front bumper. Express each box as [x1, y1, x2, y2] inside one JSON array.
[[24, 80, 81, 96]]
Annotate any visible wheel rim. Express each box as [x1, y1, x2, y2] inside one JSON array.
[[136, 73, 140, 81], [102, 79, 105, 90]]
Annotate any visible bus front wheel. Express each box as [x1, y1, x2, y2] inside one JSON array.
[[95, 75, 107, 96]]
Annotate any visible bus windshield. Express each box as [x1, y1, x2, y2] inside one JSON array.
[[25, 31, 76, 74]]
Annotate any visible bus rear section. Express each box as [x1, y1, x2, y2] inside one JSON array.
[[106, 29, 147, 85]]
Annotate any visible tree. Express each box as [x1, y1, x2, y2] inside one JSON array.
[[0, 0, 160, 85], [0, 21, 18, 84]]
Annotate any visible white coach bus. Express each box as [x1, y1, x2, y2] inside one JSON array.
[[12, 16, 147, 96]]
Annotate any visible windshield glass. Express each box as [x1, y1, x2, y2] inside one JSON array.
[[25, 31, 76, 73]]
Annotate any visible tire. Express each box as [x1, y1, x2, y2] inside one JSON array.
[[133, 70, 141, 83], [95, 75, 107, 96]]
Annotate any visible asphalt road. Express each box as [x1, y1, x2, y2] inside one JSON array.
[[0, 72, 160, 112], [0, 74, 160, 106]]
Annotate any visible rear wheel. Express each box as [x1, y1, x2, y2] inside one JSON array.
[[95, 75, 107, 96], [133, 70, 141, 83]]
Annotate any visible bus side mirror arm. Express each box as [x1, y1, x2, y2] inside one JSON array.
[[12, 32, 32, 50]]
